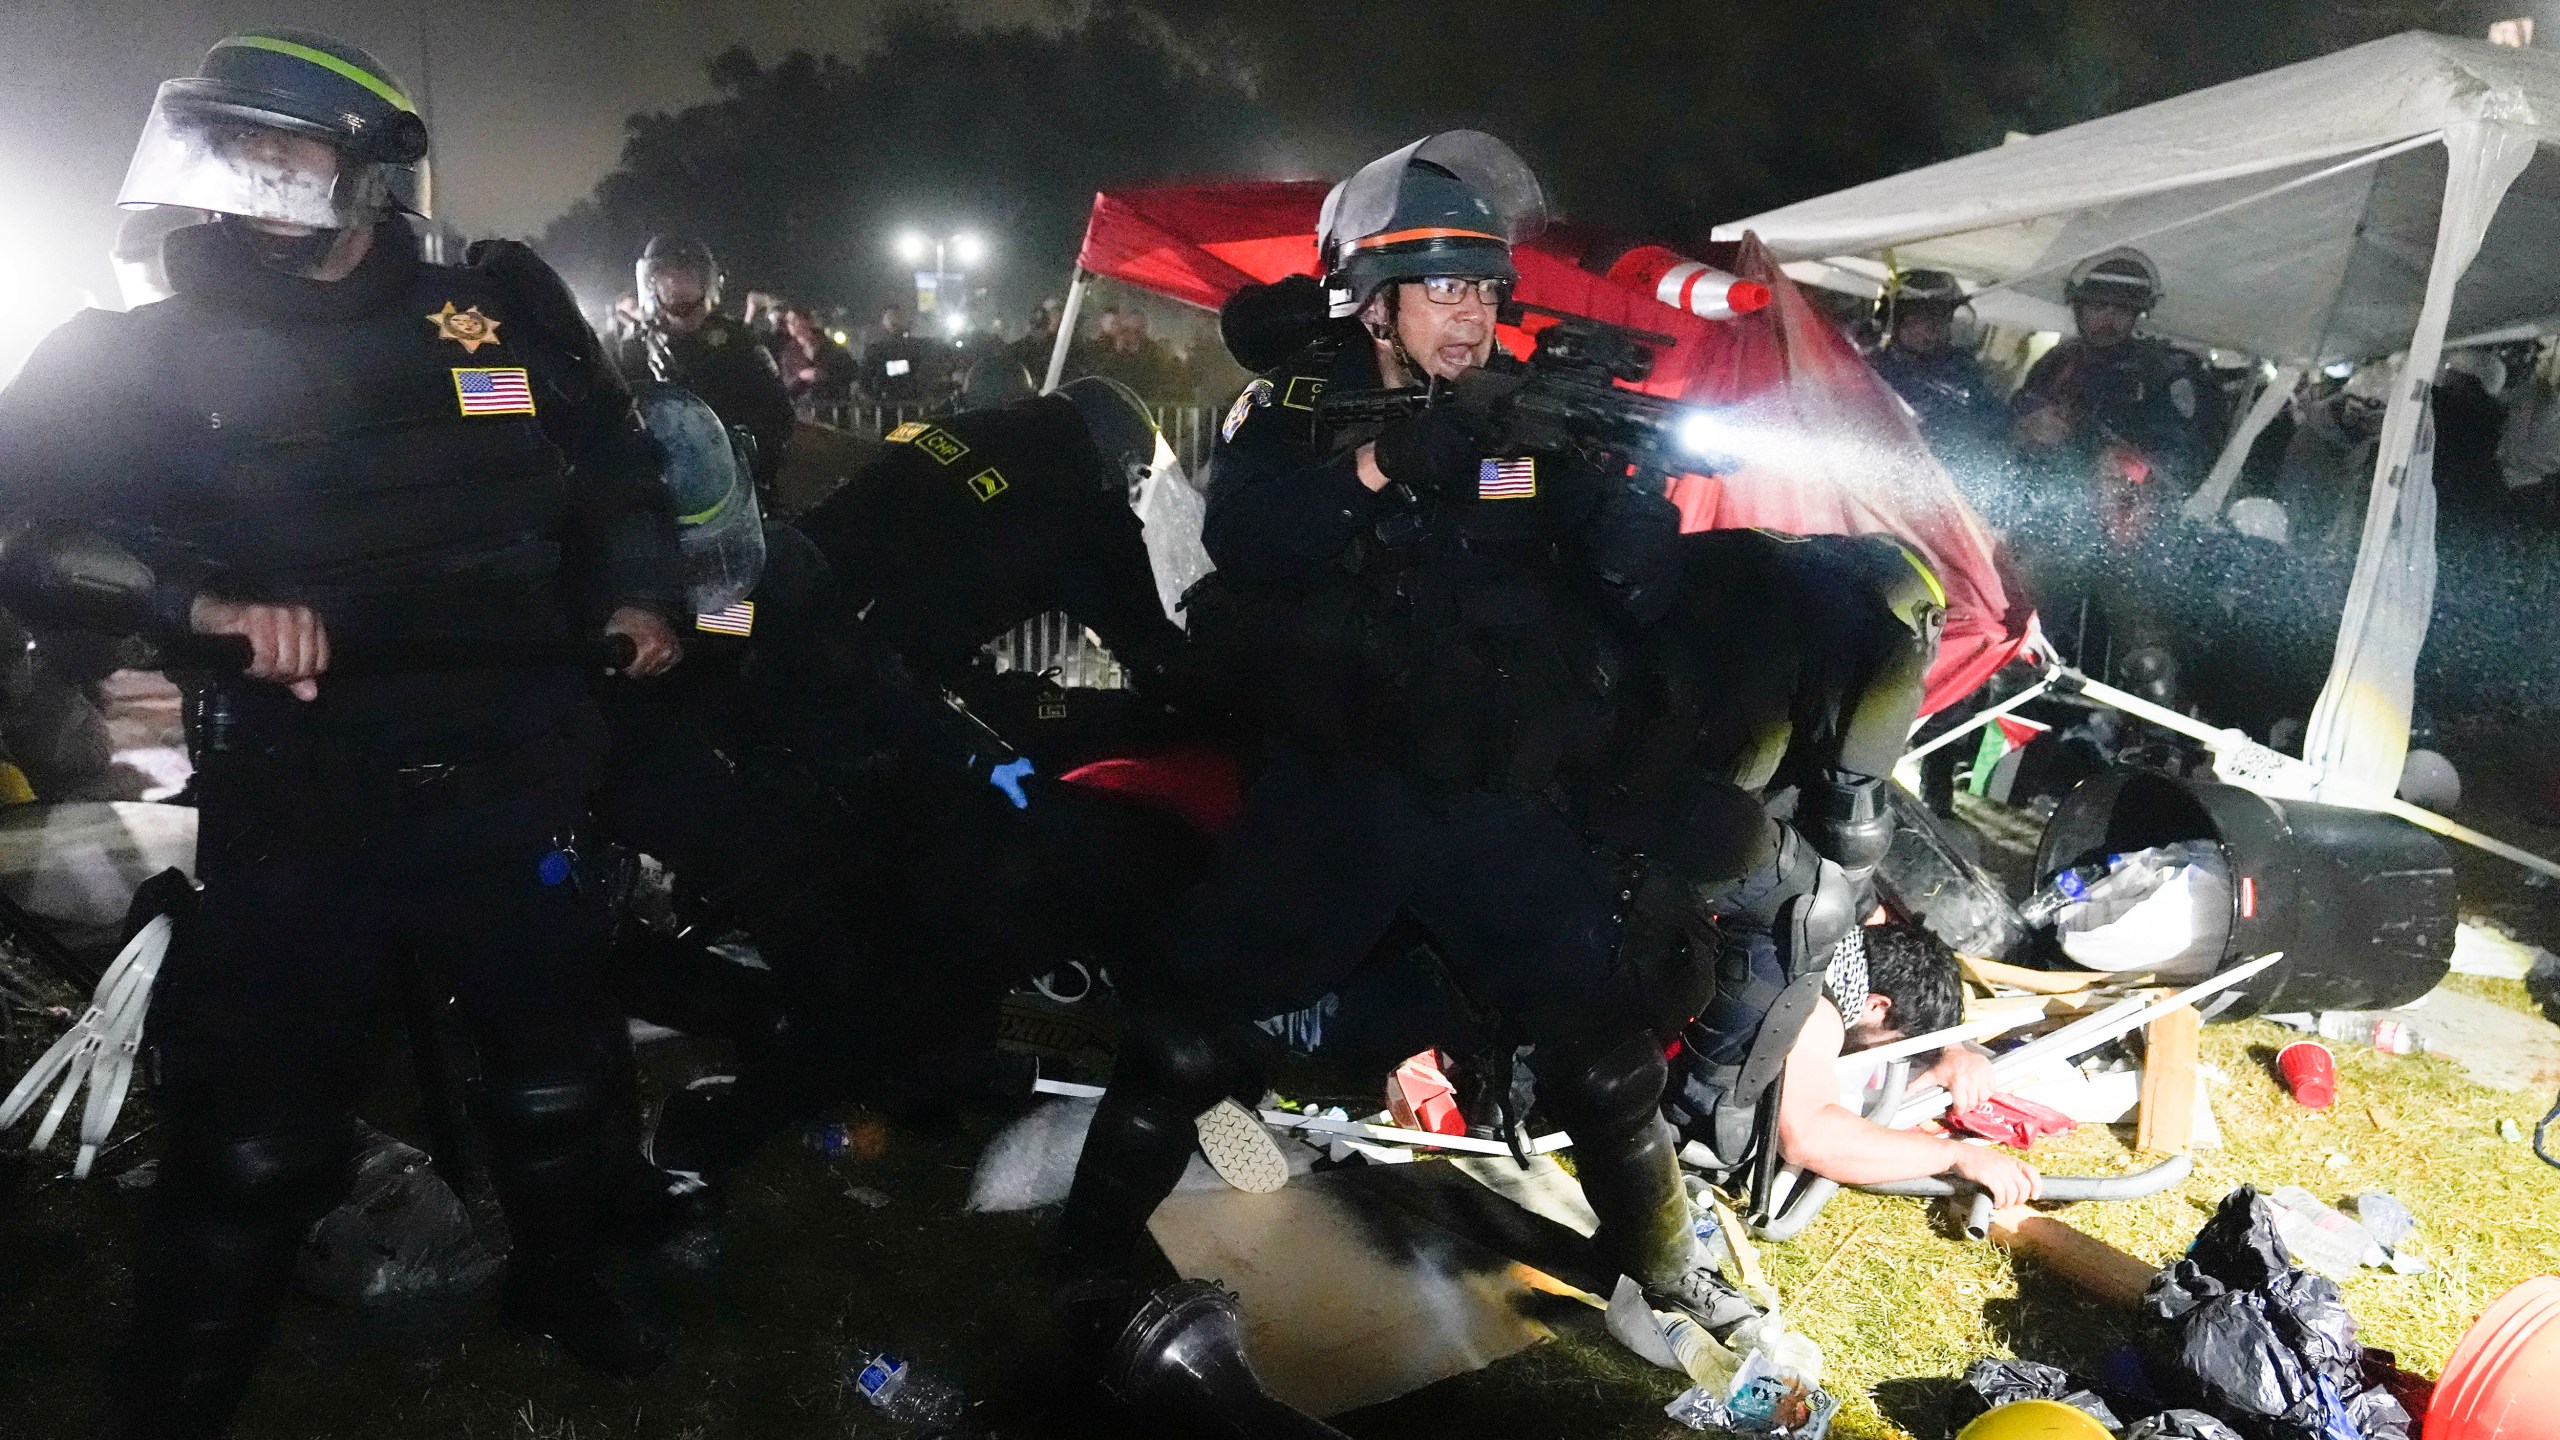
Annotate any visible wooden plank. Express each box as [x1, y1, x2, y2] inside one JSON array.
[[2137, 1003, 2203, 1154], [1957, 954, 2142, 995], [1985, 1209, 2161, 1309]]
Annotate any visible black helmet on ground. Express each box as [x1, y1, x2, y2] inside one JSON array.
[[117, 29, 430, 233], [1318, 131, 1545, 320], [637, 236, 723, 322]]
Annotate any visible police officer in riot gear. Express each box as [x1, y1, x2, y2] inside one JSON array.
[[639, 376, 1202, 1191], [614, 235, 796, 498], [2012, 248, 2216, 491], [0, 30, 684, 1435], [1051, 135, 1760, 1376], [1867, 269, 2009, 477]]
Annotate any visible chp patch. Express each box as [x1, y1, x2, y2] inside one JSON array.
[[1222, 377, 1273, 441], [909, 426, 970, 465], [966, 467, 1009, 502], [1477, 456, 1536, 500], [885, 420, 932, 443], [695, 601, 755, 637], [453, 367, 535, 417]]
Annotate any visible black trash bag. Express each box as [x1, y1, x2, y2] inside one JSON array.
[[2161, 1289, 2317, 1432], [2143, 1259, 2229, 1328], [2340, 1377, 2412, 1440], [2125, 1411, 2247, 1440], [296, 1125, 500, 1308], [2261, 1269, 2360, 1383], [2139, 1188, 2412, 1440], [2185, 1186, 2291, 1293], [1961, 1358, 2126, 1430]]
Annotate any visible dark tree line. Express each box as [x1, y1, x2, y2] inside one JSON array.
[[541, 0, 2514, 316]]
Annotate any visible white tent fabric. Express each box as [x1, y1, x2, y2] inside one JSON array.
[[1716, 33, 2560, 799]]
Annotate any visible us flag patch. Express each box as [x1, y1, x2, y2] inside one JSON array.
[[694, 600, 755, 637], [1477, 456, 1536, 499], [453, 367, 535, 416]]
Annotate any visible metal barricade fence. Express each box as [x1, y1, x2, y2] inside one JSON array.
[[803, 399, 1219, 691]]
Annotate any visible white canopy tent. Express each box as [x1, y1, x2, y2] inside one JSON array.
[[1715, 32, 2560, 804]]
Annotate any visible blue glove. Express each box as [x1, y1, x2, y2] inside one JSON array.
[[988, 756, 1035, 810]]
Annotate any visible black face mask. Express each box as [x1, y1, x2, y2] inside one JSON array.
[[218, 215, 344, 276]]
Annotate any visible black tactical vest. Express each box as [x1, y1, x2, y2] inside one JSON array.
[[136, 260, 572, 649]]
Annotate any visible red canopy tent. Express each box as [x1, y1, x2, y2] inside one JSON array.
[[1057, 182, 2027, 714]]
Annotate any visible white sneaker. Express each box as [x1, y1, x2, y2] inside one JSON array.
[[1193, 1098, 1289, 1193]]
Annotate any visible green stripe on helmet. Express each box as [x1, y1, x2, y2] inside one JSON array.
[[215, 34, 416, 113]]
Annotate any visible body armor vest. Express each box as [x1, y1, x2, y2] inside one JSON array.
[[137, 261, 573, 652]]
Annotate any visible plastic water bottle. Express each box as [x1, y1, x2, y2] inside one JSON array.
[[2269, 1186, 2385, 1278], [2315, 1012, 2430, 1055], [850, 1350, 968, 1428], [2019, 860, 2115, 927]]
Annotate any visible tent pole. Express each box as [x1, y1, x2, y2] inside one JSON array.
[[1043, 268, 1091, 394], [2184, 362, 2304, 523]]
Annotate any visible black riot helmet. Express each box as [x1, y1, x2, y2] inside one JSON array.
[[1058, 376, 1162, 490], [1319, 131, 1545, 319], [117, 30, 430, 230], [637, 236, 723, 322], [1876, 267, 1965, 325], [2065, 247, 2164, 313]]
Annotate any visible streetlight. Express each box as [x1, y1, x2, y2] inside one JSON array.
[[891, 229, 986, 319]]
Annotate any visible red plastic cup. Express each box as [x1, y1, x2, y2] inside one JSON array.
[[2277, 1040, 2337, 1109]]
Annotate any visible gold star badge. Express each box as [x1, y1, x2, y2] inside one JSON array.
[[426, 301, 503, 354]]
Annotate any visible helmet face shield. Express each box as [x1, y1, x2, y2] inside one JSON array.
[[636, 240, 721, 321], [1320, 131, 1546, 318], [636, 382, 767, 613], [117, 84, 390, 229]]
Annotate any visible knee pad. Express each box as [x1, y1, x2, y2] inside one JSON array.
[[1534, 1031, 1668, 1144]]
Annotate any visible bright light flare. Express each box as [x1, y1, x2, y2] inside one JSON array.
[[894, 231, 929, 264], [0, 217, 93, 389], [1675, 409, 1745, 463], [950, 233, 986, 267], [944, 311, 968, 336]]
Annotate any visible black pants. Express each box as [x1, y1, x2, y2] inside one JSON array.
[[1159, 749, 1633, 1036], [1057, 752, 1693, 1303], [113, 779, 617, 1438]]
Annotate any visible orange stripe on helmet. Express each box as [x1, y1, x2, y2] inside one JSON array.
[[1342, 226, 1506, 253]]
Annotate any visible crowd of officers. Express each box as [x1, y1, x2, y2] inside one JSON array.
[[606, 244, 1230, 422], [1866, 243, 2560, 734], [0, 29, 2077, 1440]]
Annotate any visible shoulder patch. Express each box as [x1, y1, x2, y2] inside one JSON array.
[[966, 467, 1009, 501], [1280, 374, 1327, 412], [1477, 456, 1536, 500], [910, 427, 970, 465], [1223, 378, 1274, 441], [885, 420, 931, 443]]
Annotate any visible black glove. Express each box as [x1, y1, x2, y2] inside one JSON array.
[[1369, 406, 1485, 496]]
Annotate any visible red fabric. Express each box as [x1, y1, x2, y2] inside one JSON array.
[[1942, 1093, 2080, 1150], [1057, 745, 1246, 837], [1074, 182, 1331, 313], [1071, 185, 2029, 713]]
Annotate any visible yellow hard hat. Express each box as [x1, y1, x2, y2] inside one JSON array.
[[1956, 1399, 2116, 1440]]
